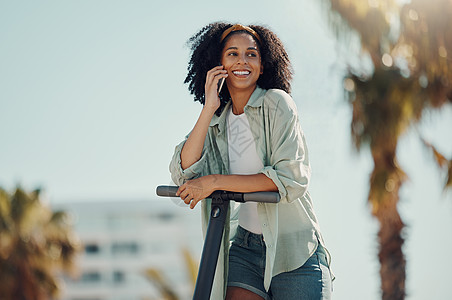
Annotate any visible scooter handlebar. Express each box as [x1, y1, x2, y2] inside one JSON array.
[[243, 191, 280, 203], [156, 185, 280, 203], [156, 185, 179, 197]]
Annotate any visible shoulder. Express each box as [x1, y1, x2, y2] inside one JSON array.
[[263, 89, 298, 117]]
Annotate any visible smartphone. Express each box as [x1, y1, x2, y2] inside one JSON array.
[[217, 77, 225, 94]]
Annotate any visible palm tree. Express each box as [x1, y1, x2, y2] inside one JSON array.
[[321, 0, 452, 299], [143, 247, 199, 300], [0, 187, 80, 300]]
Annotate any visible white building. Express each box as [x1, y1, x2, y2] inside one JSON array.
[[53, 198, 203, 300]]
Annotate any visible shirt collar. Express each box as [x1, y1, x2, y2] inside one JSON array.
[[209, 86, 266, 131], [245, 86, 266, 108]]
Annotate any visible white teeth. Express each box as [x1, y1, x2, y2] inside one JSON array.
[[233, 71, 250, 75]]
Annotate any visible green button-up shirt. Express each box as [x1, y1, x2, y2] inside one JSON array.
[[170, 86, 331, 299]]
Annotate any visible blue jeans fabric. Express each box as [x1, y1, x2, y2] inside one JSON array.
[[228, 226, 332, 300]]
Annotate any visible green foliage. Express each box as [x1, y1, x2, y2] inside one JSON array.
[[0, 187, 80, 300]]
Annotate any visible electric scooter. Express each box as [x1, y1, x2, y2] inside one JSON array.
[[156, 185, 280, 300]]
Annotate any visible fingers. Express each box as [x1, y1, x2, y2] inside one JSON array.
[[175, 184, 185, 197], [190, 199, 200, 209], [204, 66, 228, 112], [207, 65, 225, 75], [177, 185, 191, 202], [206, 66, 228, 86], [184, 194, 200, 209], [176, 183, 200, 209]]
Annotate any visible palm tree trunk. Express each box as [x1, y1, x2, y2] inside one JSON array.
[[370, 149, 407, 300], [375, 205, 406, 300]]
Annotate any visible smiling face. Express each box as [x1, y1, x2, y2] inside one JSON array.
[[220, 32, 263, 94]]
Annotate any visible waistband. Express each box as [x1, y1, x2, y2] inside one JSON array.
[[235, 225, 265, 246]]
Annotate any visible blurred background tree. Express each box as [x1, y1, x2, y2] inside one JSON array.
[[322, 0, 452, 299], [0, 187, 80, 300], [144, 247, 198, 300]]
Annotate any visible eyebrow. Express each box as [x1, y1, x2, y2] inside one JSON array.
[[225, 46, 259, 51]]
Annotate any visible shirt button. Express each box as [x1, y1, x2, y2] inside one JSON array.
[[268, 244, 272, 248], [263, 223, 267, 227]]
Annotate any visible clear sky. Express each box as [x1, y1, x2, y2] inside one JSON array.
[[1, 1, 451, 299]]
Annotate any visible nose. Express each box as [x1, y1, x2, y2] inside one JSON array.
[[237, 53, 248, 65]]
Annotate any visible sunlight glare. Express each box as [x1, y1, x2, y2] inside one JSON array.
[[382, 53, 393, 67], [408, 9, 419, 21]]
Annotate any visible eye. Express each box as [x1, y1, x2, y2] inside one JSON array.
[[227, 52, 238, 56], [247, 53, 257, 57]]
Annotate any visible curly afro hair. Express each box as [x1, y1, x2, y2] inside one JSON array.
[[184, 22, 293, 116]]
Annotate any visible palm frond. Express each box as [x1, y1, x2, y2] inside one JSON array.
[[144, 268, 179, 300], [0, 187, 80, 299], [420, 136, 452, 191], [182, 247, 198, 287]]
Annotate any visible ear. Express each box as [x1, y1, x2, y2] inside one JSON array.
[[260, 64, 264, 74]]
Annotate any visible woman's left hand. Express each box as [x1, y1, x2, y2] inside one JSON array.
[[176, 175, 218, 209]]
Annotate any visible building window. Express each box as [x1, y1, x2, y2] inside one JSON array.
[[111, 242, 139, 255], [113, 270, 125, 283], [84, 243, 100, 254], [80, 271, 102, 283]]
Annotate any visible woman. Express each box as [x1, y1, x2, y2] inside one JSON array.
[[170, 22, 333, 300]]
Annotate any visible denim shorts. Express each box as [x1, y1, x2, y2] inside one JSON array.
[[228, 226, 332, 300]]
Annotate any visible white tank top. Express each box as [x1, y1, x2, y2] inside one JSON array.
[[227, 107, 264, 234]]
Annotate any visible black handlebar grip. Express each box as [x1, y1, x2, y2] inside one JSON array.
[[243, 192, 280, 203], [156, 185, 178, 197]]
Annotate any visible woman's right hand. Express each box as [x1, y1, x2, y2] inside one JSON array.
[[204, 65, 228, 113]]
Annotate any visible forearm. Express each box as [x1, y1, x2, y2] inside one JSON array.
[[212, 173, 278, 193], [180, 107, 215, 170], [176, 173, 278, 209]]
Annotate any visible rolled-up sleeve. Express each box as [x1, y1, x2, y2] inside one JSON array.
[[259, 94, 311, 203], [169, 138, 208, 186]]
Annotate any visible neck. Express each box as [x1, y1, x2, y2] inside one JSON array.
[[228, 85, 256, 115]]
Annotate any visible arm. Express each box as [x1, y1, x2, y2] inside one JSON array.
[[176, 173, 278, 209], [180, 66, 228, 170], [169, 66, 228, 185], [180, 107, 215, 170], [259, 91, 311, 203]]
